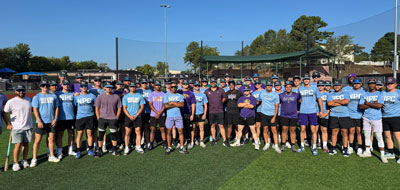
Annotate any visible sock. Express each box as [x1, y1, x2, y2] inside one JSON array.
[[68, 146, 73, 152], [349, 143, 353, 148], [380, 150, 385, 156], [301, 142, 305, 148], [388, 149, 394, 154], [312, 144, 316, 149], [275, 144, 279, 147], [323, 142, 327, 148]]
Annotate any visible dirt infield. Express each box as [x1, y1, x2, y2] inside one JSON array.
[[5, 92, 37, 99]]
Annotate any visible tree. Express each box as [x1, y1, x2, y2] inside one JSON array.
[[371, 32, 400, 62], [156, 61, 169, 76], [354, 52, 370, 63], [98, 63, 110, 71], [324, 35, 355, 78], [136, 64, 156, 78], [183, 41, 219, 74], [290, 15, 334, 51]]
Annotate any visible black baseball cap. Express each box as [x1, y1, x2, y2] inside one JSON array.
[[376, 80, 383, 86], [325, 81, 332, 86], [368, 78, 377, 84], [179, 75, 185, 79], [317, 80, 325, 86], [76, 73, 84, 79], [165, 79, 171, 84], [254, 80, 261, 84], [16, 85, 26, 91], [266, 81, 273, 86], [188, 79, 194, 84], [62, 79, 70, 85], [80, 81, 89, 88], [154, 80, 162, 86], [50, 80, 58, 86], [40, 80, 49, 86], [201, 77, 208, 82], [244, 76, 252, 81], [94, 76, 102, 82], [243, 85, 251, 91], [141, 78, 148, 83], [236, 80, 243, 85], [182, 80, 189, 85], [333, 79, 342, 86], [274, 81, 281, 86], [312, 71, 321, 78], [271, 73, 279, 79], [210, 78, 217, 83], [194, 81, 201, 86], [104, 81, 113, 88], [293, 75, 301, 80], [124, 77, 131, 81], [149, 78, 154, 83], [116, 80, 123, 85], [285, 80, 293, 86], [224, 73, 231, 78], [59, 71, 67, 77], [303, 73, 311, 80], [221, 78, 226, 83]]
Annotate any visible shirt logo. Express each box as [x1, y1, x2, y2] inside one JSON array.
[[195, 95, 203, 102], [300, 89, 314, 97], [127, 97, 140, 103], [333, 95, 344, 100], [261, 94, 274, 101], [77, 98, 93, 104], [40, 97, 55, 104], [168, 96, 180, 102], [59, 94, 73, 102], [350, 93, 362, 100], [152, 96, 163, 102], [384, 96, 396, 104], [320, 95, 327, 101], [228, 94, 237, 100], [365, 95, 378, 102]]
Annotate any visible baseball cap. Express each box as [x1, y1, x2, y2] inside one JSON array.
[[254, 80, 261, 84], [129, 83, 136, 87], [266, 81, 273, 86], [179, 75, 185, 79], [188, 79, 194, 84], [244, 76, 252, 81], [154, 80, 162, 86], [124, 77, 131, 81], [285, 80, 293, 86], [116, 80, 123, 85], [271, 73, 279, 79], [368, 78, 377, 84], [303, 73, 311, 80], [353, 79, 361, 84], [317, 80, 325, 86], [325, 81, 332, 86], [80, 81, 89, 88], [40, 80, 49, 86], [347, 73, 357, 79], [224, 73, 231, 78], [293, 75, 301, 80], [385, 77, 397, 84], [243, 85, 251, 91], [59, 71, 67, 77], [252, 73, 259, 78], [312, 71, 321, 78], [165, 79, 171, 84], [171, 80, 178, 84], [210, 78, 217, 83], [16, 85, 26, 91], [76, 73, 84, 79], [274, 81, 281, 86], [141, 78, 148, 83], [104, 81, 113, 88], [236, 80, 243, 85], [50, 80, 58, 86], [220, 78, 226, 83], [182, 80, 189, 85], [333, 79, 342, 86], [376, 80, 383, 86], [94, 76, 102, 82], [135, 79, 140, 85], [194, 81, 201, 86], [149, 78, 154, 83], [62, 79, 70, 85], [201, 77, 208, 82]]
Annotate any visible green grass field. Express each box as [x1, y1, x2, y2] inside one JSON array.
[[0, 125, 400, 190]]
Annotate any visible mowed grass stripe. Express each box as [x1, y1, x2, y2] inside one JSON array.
[[219, 148, 400, 190]]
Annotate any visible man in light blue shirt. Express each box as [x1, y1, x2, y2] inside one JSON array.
[[252, 80, 264, 146], [346, 78, 365, 155], [193, 81, 208, 147]]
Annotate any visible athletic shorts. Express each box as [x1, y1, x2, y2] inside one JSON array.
[[142, 113, 150, 124], [280, 117, 298, 127], [256, 112, 263, 122], [194, 114, 205, 123], [118, 114, 125, 125], [329, 117, 352, 129], [362, 117, 382, 133], [239, 117, 255, 126], [183, 114, 194, 129], [225, 112, 239, 125], [56, 120, 75, 131], [98, 118, 118, 133], [276, 116, 281, 126], [351, 118, 362, 128], [383, 117, 400, 132], [318, 118, 329, 128], [35, 123, 56, 135], [209, 113, 224, 125], [12, 129, 33, 144], [260, 114, 277, 127], [150, 116, 166, 127], [298, 113, 318, 126], [166, 117, 183, 129], [75, 116, 95, 131], [124, 116, 142, 128]]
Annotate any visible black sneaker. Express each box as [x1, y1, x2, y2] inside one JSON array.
[[165, 147, 171, 155], [179, 147, 188, 154], [329, 148, 337, 155], [291, 145, 297, 152], [112, 150, 120, 156], [211, 140, 216, 146], [343, 148, 349, 157], [223, 140, 230, 147], [240, 138, 244, 145], [162, 141, 167, 149], [96, 149, 103, 158], [244, 138, 249, 144], [149, 142, 154, 150]]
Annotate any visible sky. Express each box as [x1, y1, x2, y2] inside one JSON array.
[[0, 0, 397, 71]]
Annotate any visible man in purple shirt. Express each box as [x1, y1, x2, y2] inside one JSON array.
[[178, 80, 196, 147], [73, 73, 92, 94], [57, 71, 73, 91], [149, 80, 166, 149], [239, 76, 256, 93], [204, 78, 228, 147], [279, 81, 301, 152]]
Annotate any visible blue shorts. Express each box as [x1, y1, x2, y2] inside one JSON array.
[[166, 117, 183, 129], [298, 113, 318, 126]]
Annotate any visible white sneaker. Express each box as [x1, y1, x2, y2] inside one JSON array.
[[359, 151, 372, 158], [12, 163, 21, 172], [357, 148, 363, 156], [188, 142, 194, 149], [68, 149, 76, 156], [348, 147, 353, 155], [231, 140, 241, 147], [255, 143, 260, 150], [195, 140, 199, 145], [48, 156, 60, 163], [136, 146, 144, 154], [21, 160, 29, 169], [102, 145, 108, 153], [124, 147, 130, 155], [176, 143, 181, 149], [381, 156, 389, 164], [263, 143, 270, 151], [273, 145, 282, 154], [141, 137, 145, 145], [285, 142, 291, 148], [30, 159, 37, 168], [200, 142, 206, 148], [119, 144, 124, 150]]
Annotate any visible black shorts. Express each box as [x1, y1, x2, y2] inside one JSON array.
[[75, 116, 95, 131], [118, 114, 125, 125], [98, 118, 118, 132], [150, 116, 166, 127], [239, 117, 255, 126], [35, 123, 56, 135], [383, 117, 400, 132], [260, 114, 277, 127], [351, 118, 362, 128], [329, 117, 352, 129], [56, 120, 75, 131], [194, 114, 205, 123], [209, 113, 224, 125], [256, 112, 262, 122], [124, 116, 142, 128], [318, 118, 329, 128], [276, 116, 281, 126], [225, 112, 239, 125], [280, 117, 298, 127]]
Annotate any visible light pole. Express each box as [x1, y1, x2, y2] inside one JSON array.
[[394, 0, 398, 79], [160, 4, 170, 77]]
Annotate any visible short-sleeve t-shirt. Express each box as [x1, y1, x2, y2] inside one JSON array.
[[318, 91, 330, 119], [4, 97, 33, 130], [178, 90, 196, 115], [347, 88, 365, 119], [279, 92, 301, 119], [89, 87, 106, 97], [252, 89, 265, 113], [56, 91, 75, 120], [163, 92, 184, 117], [360, 91, 384, 120], [148, 91, 165, 117], [258, 91, 280, 116], [94, 94, 122, 120], [194, 91, 208, 115], [298, 85, 321, 114], [382, 90, 400, 118], [205, 87, 227, 114], [74, 93, 96, 119], [122, 93, 145, 116], [139, 89, 153, 114], [327, 91, 350, 117], [0, 94, 8, 127], [32, 93, 59, 124], [73, 83, 92, 93], [238, 95, 257, 118], [225, 90, 242, 114]]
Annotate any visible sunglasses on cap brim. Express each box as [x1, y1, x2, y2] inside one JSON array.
[[16, 89, 25, 92]]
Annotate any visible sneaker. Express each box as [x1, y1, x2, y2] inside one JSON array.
[[285, 142, 291, 148], [280, 145, 286, 152], [57, 148, 63, 160], [21, 160, 29, 169], [172, 139, 177, 147], [312, 148, 318, 156], [162, 141, 167, 149], [112, 150, 120, 156], [119, 144, 124, 150], [255, 143, 260, 151], [195, 140, 199, 145], [102, 145, 108, 153], [397, 158, 400, 164], [342, 149, 349, 157], [317, 142, 322, 149], [244, 138, 249, 144], [88, 150, 95, 157], [166, 147, 172, 155], [385, 152, 396, 159], [179, 147, 188, 154], [136, 146, 144, 154], [291, 145, 297, 152], [359, 151, 372, 158], [95, 149, 103, 158], [176, 143, 181, 149], [149, 143, 154, 150], [12, 163, 21, 172], [200, 142, 206, 148], [231, 140, 240, 147], [68, 149, 76, 156], [273, 145, 282, 154], [304, 140, 310, 147], [323, 147, 329, 153], [223, 140, 230, 147], [76, 151, 81, 159], [263, 143, 270, 151], [329, 148, 337, 155], [141, 137, 145, 145], [357, 148, 363, 156], [381, 156, 389, 163], [297, 147, 305, 153], [30, 159, 37, 168], [348, 147, 354, 155], [188, 142, 194, 149], [48, 156, 60, 163], [211, 140, 217, 146], [124, 147, 130, 155]]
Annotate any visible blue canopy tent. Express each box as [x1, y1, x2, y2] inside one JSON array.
[[16, 72, 47, 76], [0, 68, 16, 73]]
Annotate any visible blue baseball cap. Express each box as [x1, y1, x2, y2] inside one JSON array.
[[353, 79, 361, 84], [252, 73, 259, 78]]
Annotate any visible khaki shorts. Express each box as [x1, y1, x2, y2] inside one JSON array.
[[12, 129, 33, 144]]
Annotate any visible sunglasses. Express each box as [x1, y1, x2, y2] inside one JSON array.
[[40, 85, 50, 88], [171, 86, 177, 89], [16, 89, 25, 92]]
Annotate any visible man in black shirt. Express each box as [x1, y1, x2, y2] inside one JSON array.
[[225, 80, 243, 142]]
